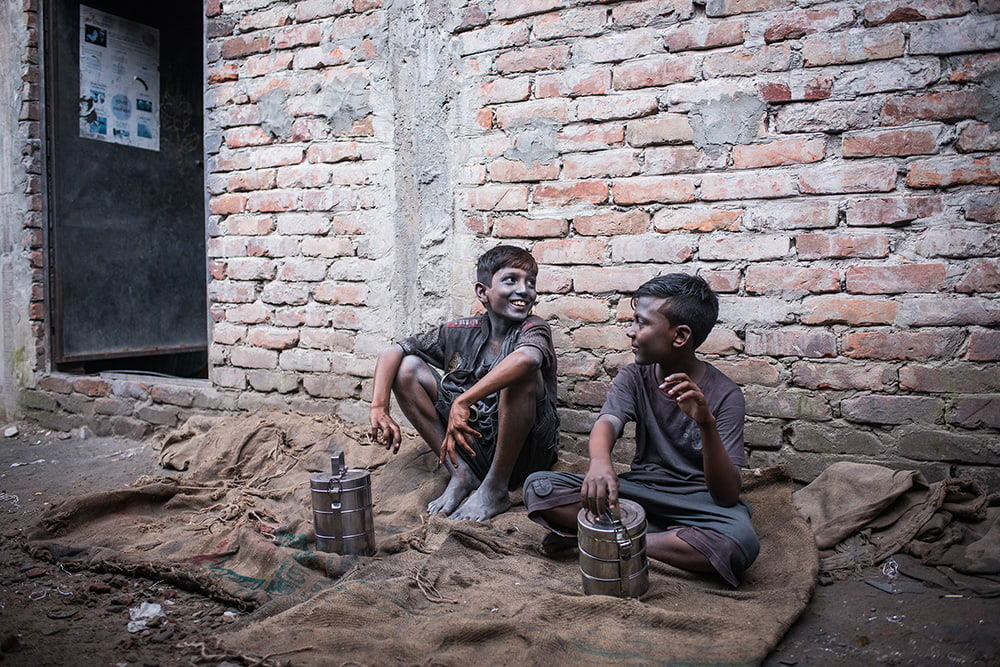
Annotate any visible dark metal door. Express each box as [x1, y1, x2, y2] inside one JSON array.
[[45, 0, 205, 363]]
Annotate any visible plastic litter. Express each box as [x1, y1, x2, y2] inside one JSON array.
[[127, 601, 165, 633]]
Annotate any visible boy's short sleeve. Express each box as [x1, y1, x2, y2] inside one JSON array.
[[599, 364, 640, 424], [396, 324, 447, 369], [514, 317, 556, 369]]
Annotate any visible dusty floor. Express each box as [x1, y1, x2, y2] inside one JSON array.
[[0, 421, 996, 666]]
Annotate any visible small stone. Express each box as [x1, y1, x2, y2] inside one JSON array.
[[89, 582, 112, 594], [3, 426, 17, 438], [23, 567, 47, 579]]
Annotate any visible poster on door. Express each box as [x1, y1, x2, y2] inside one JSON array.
[[78, 5, 160, 151]]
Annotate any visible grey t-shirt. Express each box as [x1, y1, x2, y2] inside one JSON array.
[[601, 362, 747, 494]]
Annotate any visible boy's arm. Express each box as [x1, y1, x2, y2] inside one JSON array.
[[438, 347, 543, 466], [369, 343, 405, 452], [581, 414, 622, 516], [661, 373, 741, 506]]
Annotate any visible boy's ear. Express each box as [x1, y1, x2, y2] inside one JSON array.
[[672, 324, 693, 348], [474, 282, 489, 303]]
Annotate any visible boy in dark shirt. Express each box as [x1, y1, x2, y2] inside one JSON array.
[[369, 245, 559, 521], [524, 274, 759, 586]]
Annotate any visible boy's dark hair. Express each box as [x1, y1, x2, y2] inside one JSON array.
[[476, 245, 537, 285], [631, 273, 719, 348]]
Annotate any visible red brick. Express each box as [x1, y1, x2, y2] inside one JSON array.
[[612, 176, 696, 204], [745, 265, 839, 293], [533, 180, 608, 207], [701, 171, 796, 200], [796, 232, 890, 259], [846, 264, 946, 294], [664, 19, 744, 51], [73, 378, 110, 397], [746, 200, 838, 230], [764, 7, 855, 42], [706, 0, 793, 17], [494, 215, 567, 238], [274, 24, 321, 50], [713, 358, 781, 385], [703, 45, 792, 77], [221, 34, 270, 60], [459, 22, 529, 55], [532, 7, 607, 39], [225, 215, 275, 236], [732, 137, 824, 168], [556, 123, 625, 152], [495, 0, 563, 20], [846, 196, 944, 227], [966, 330, 1000, 361], [306, 142, 361, 164], [881, 90, 983, 125], [900, 363, 1000, 394], [535, 69, 610, 98], [613, 55, 698, 90], [313, 283, 368, 305], [801, 296, 898, 325], [653, 207, 742, 233], [209, 194, 247, 215], [702, 270, 742, 293], [956, 259, 1000, 293], [957, 123, 1000, 153], [842, 126, 941, 157], [948, 53, 1000, 84], [461, 184, 530, 211], [245, 52, 294, 77], [700, 235, 790, 261], [532, 238, 607, 265], [966, 194, 999, 224], [227, 169, 276, 192], [792, 361, 888, 390], [611, 0, 694, 28], [573, 266, 655, 293], [247, 328, 300, 350], [802, 27, 904, 66], [801, 163, 897, 195], [577, 94, 658, 122], [907, 155, 1000, 188], [496, 45, 570, 74], [572, 325, 630, 351], [952, 397, 1000, 430], [247, 190, 298, 213], [572, 380, 614, 407], [611, 235, 694, 263], [625, 114, 692, 147], [745, 329, 837, 358], [538, 266, 573, 293], [487, 158, 560, 182], [224, 126, 273, 148], [302, 237, 354, 258], [478, 76, 532, 104], [700, 329, 744, 355], [563, 150, 641, 179], [646, 146, 725, 174], [533, 295, 612, 323], [208, 63, 238, 84], [843, 332, 951, 360], [494, 98, 570, 128], [574, 210, 650, 236], [864, 0, 974, 25]]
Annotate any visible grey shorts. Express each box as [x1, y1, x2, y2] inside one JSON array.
[[523, 470, 760, 587]]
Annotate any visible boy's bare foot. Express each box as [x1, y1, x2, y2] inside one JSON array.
[[449, 484, 511, 521], [428, 468, 478, 515]]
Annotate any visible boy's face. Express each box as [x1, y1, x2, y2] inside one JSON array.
[[627, 296, 690, 365], [477, 266, 537, 323]]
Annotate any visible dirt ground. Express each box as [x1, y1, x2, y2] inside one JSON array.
[[0, 420, 997, 666]]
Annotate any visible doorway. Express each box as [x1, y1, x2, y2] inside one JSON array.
[[43, 0, 206, 378]]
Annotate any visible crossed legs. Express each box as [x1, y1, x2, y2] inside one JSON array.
[[392, 355, 540, 521]]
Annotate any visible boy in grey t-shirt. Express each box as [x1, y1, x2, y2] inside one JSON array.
[[524, 274, 759, 587]]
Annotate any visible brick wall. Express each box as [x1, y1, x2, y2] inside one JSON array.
[[10, 0, 1000, 489]]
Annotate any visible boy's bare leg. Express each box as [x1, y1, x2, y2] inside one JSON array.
[[392, 356, 480, 515], [450, 372, 540, 521]]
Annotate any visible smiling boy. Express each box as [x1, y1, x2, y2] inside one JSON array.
[[523, 273, 759, 587], [369, 245, 560, 521]]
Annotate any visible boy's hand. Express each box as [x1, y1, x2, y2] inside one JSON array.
[[369, 407, 402, 453], [440, 399, 479, 467], [581, 458, 618, 516], [660, 373, 712, 426]]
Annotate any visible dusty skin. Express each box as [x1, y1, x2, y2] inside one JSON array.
[[0, 421, 997, 666]]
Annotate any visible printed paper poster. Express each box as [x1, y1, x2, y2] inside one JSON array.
[[79, 5, 160, 151]]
